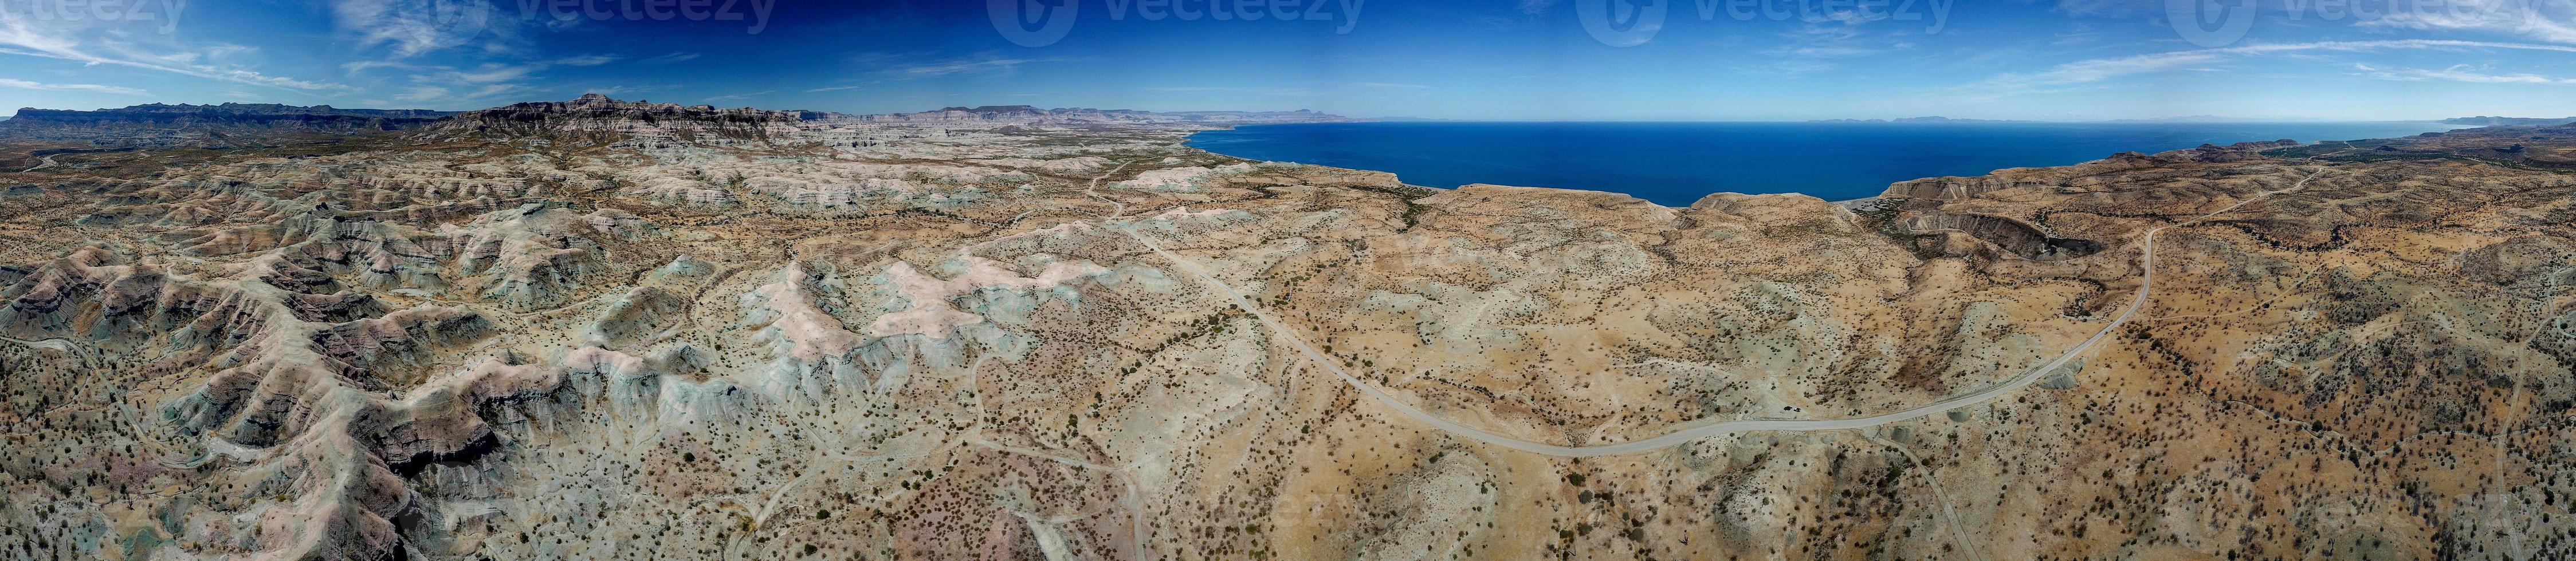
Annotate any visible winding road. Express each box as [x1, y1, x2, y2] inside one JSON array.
[[1116, 167, 2328, 457], [0, 334, 75, 353], [21, 155, 56, 173]]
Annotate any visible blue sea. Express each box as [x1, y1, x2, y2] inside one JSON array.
[[1185, 121, 2471, 206]]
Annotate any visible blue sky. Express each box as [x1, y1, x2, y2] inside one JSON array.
[[1, 0, 2573, 120]]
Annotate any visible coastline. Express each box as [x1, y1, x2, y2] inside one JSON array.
[[1180, 120, 2468, 207]]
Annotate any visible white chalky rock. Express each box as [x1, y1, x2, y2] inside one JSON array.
[[1113, 164, 1253, 192], [735, 262, 870, 400], [868, 255, 1106, 339], [630, 177, 736, 206]]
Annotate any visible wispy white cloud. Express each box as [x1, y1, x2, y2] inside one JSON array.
[[392, 85, 453, 101], [705, 90, 772, 101], [2050, 0, 2161, 17], [2355, 63, 2576, 84], [1766, 24, 1914, 58], [637, 52, 702, 65], [1972, 39, 2576, 96], [2358, 0, 2576, 44], [889, 55, 1065, 78], [352, 55, 614, 107], [370, 62, 555, 107], [331, 0, 513, 58], [463, 83, 526, 100], [2053, 23, 2101, 45], [450, 64, 537, 84], [341, 60, 422, 74], [1746, 22, 1915, 74], [0, 18, 348, 92], [0, 78, 147, 95], [392, 83, 521, 103]]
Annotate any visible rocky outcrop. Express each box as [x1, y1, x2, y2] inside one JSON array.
[[0, 243, 520, 561], [1875, 141, 2319, 261], [1883, 140, 2300, 201], [1892, 211, 2103, 260], [423, 93, 803, 144]]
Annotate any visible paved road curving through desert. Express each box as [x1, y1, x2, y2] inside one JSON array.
[[1120, 167, 2326, 457], [0, 335, 76, 353]]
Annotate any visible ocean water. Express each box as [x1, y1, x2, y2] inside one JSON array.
[[1186, 121, 2470, 206]]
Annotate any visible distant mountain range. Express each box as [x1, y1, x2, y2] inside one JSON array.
[[6, 102, 453, 127], [1, 96, 1357, 146], [1809, 116, 2035, 123], [0, 102, 458, 145]]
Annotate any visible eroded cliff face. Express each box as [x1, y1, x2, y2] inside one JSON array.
[[420, 93, 810, 151], [1, 106, 2570, 561]]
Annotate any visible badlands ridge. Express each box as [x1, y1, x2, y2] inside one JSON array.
[[0, 97, 2571, 560]]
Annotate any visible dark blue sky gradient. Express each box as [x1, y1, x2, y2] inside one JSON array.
[[3, 1, 2574, 120]]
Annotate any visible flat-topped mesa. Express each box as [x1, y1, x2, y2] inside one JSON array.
[[7, 102, 454, 123], [0, 102, 457, 144], [425, 93, 805, 142], [463, 93, 804, 120]]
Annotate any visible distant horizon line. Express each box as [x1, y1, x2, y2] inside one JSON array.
[[0, 98, 2553, 125], [0, 114, 2512, 125], [1326, 117, 2495, 124]]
